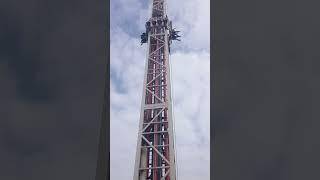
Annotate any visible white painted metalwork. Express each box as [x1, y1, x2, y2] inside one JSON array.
[[133, 0, 178, 180]]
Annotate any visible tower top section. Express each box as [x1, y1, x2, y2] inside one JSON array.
[[151, 0, 166, 18], [140, 0, 180, 46]]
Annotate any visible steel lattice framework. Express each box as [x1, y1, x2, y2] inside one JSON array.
[[133, 0, 180, 180]]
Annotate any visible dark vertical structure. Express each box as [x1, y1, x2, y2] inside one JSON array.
[[95, 101, 109, 180], [95, 38, 110, 180]]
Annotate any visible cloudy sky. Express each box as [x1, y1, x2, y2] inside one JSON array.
[[110, 0, 210, 179]]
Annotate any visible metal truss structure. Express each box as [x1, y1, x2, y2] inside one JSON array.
[[134, 0, 180, 180]]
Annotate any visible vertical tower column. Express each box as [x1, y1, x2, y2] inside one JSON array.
[[134, 0, 179, 180]]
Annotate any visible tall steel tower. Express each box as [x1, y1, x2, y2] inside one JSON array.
[[133, 0, 180, 180]]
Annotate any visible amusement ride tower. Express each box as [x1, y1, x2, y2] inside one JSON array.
[[133, 0, 180, 180]]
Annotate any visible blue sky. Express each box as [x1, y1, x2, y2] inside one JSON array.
[[110, 0, 210, 179]]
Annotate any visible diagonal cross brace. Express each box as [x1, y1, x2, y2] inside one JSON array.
[[150, 35, 165, 43], [142, 107, 166, 132], [148, 57, 166, 68], [160, 170, 170, 180], [153, 1, 163, 11], [141, 135, 170, 165], [146, 70, 164, 86], [146, 88, 164, 103], [149, 44, 165, 56]]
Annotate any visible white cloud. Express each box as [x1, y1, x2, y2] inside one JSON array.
[[167, 0, 210, 51], [110, 0, 210, 179], [170, 51, 210, 180]]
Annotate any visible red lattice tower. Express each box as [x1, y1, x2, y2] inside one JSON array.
[[133, 0, 180, 180]]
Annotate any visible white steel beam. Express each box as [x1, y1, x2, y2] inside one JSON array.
[[141, 135, 170, 165], [134, 0, 176, 179], [142, 107, 165, 132]]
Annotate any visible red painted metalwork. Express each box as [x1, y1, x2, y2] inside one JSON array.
[[134, 0, 180, 179]]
